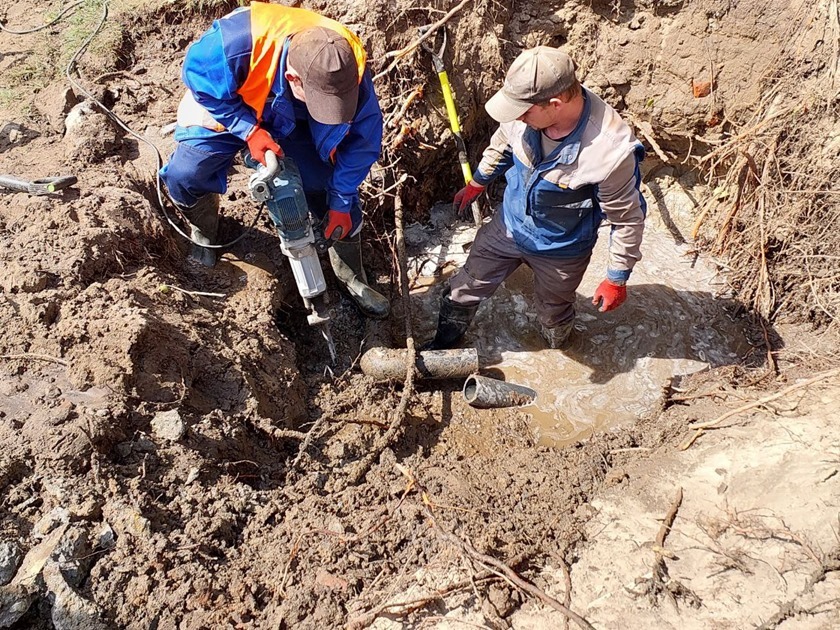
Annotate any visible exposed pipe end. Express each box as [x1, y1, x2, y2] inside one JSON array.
[[463, 374, 537, 409]]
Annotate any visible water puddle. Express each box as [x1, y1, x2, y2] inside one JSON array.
[[406, 203, 750, 446]]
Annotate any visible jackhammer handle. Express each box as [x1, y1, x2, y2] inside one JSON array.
[[263, 150, 281, 177]]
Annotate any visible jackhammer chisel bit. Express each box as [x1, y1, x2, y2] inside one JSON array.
[[246, 150, 336, 364]]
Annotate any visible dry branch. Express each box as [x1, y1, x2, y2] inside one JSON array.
[[680, 367, 840, 449], [1, 353, 68, 366], [396, 465, 596, 630], [373, 0, 470, 81], [342, 185, 415, 486]]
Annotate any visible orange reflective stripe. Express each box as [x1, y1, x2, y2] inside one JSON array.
[[238, 4, 367, 120]]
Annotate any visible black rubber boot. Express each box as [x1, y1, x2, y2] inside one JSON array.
[[329, 232, 390, 319], [540, 319, 575, 349], [181, 193, 220, 268], [425, 287, 479, 350]]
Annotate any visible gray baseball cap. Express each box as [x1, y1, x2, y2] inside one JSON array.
[[485, 46, 577, 123]]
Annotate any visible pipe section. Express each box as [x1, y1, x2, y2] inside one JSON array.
[[462, 374, 536, 409], [360, 347, 479, 382]]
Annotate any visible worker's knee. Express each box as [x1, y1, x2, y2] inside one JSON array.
[[160, 142, 234, 207], [449, 266, 497, 307]]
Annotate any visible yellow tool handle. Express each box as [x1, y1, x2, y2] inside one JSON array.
[[438, 70, 474, 185], [438, 70, 461, 134]]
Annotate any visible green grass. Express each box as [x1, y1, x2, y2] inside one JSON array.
[[3, 0, 245, 93]]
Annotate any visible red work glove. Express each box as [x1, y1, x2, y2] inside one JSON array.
[[453, 181, 484, 217], [592, 279, 627, 312], [324, 209, 352, 241], [246, 126, 282, 166]]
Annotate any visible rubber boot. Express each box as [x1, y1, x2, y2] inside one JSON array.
[[328, 232, 390, 319], [540, 319, 575, 349], [181, 193, 220, 268], [424, 287, 479, 350]]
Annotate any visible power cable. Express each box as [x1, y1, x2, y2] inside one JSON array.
[[0, 1, 85, 35]]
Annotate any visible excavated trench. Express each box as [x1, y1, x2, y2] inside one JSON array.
[[0, 0, 833, 627]]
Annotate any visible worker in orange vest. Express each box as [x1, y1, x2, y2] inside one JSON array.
[[161, 4, 388, 319]]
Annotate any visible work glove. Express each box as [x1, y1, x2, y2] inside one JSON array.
[[592, 279, 627, 312], [324, 209, 353, 241], [453, 181, 484, 217], [246, 126, 282, 166]]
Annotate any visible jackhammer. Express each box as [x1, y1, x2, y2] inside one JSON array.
[[246, 150, 337, 363]]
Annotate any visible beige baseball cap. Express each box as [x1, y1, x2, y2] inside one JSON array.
[[485, 46, 577, 123], [288, 27, 360, 125]]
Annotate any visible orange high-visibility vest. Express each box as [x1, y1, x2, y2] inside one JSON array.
[[237, 4, 367, 120]]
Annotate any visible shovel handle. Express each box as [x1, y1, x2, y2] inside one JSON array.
[[29, 176, 78, 195], [0, 174, 77, 195]]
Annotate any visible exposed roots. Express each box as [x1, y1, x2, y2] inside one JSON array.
[[690, 0, 840, 326]]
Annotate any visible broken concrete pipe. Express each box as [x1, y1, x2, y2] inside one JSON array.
[[360, 347, 479, 382], [462, 374, 536, 409]]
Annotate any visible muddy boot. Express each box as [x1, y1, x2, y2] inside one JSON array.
[[329, 233, 390, 319], [540, 319, 575, 349], [181, 193, 220, 268], [424, 287, 479, 350]]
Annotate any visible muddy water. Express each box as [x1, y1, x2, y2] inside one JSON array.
[[406, 203, 750, 446]]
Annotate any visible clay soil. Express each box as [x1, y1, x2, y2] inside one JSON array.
[[1, 1, 839, 629]]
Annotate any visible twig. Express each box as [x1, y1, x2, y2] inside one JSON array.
[[161, 284, 226, 299], [397, 465, 596, 630], [291, 413, 330, 470], [698, 105, 794, 165], [1, 353, 68, 367], [269, 428, 308, 441], [656, 488, 683, 551], [386, 85, 425, 129], [627, 115, 671, 163], [346, 575, 500, 629], [342, 184, 414, 486], [680, 367, 840, 449], [652, 488, 684, 612], [373, 0, 470, 81]]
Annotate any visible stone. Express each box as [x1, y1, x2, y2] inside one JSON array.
[[33, 507, 70, 539], [0, 542, 21, 586], [43, 561, 110, 630], [150, 410, 185, 442]]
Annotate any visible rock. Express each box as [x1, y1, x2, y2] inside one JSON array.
[[50, 528, 91, 588], [486, 583, 520, 617], [0, 582, 37, 627], [96, 524, 115, 550], [63, 101, 120, 164], [103, 502, 151, 540], [0, 525, 68, 625], [33, 507, 71, 539], [43, 562, 110, 630], [185, 467, 200, 484], [315, 568, 349, 592], [150, 410, 185, 442], [0, 542, 21, 586], [33, 85, 79, 134]]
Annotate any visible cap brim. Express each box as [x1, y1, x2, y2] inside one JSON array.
[[485, 88, 533, 123], [306, 86, 359, 125]]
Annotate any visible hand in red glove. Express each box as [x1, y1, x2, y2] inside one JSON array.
[[324, 209, 352, 241], [246, 126, 282, 166], [453, 181, 484, 217], [592, 279, 627, 312]]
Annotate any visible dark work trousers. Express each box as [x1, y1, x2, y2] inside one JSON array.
[[449, 212, 592, 328]]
